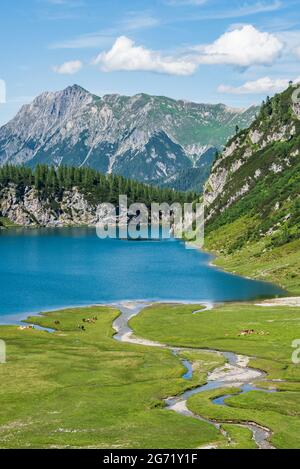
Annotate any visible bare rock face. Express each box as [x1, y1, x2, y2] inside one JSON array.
[[1, 185, 104, 227], [223, 140, 239, 158], [249, 129, 263, 144], [203, 84, 300, 221], [294, 104, 300, 119], [204, 169, 228, 206], [292, 87, 300, 119], [0, 184, 135, 227]]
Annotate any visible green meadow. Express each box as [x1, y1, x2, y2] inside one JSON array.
[[131, 303, 300, 448], [0, 306, 224, 449], [0, 302, 299, 448], [203, 216, 300, 295]]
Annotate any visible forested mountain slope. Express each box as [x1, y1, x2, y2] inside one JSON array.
[[203, 85, 300, 293], [0, 165, 194, 227]]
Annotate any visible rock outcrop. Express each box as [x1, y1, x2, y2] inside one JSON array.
[[0, 184, 120, 227], [204, 84, 300, 222]]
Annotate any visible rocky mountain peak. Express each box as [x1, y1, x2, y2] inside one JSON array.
[[0, 85, 259, 189]]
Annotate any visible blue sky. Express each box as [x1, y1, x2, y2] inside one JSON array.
[[1, 0, 300, 125]]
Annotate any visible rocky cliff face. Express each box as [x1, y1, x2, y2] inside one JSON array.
[[0, 85, 258, 189], [0, 184, 109, 227], [204, 85, 300, 223]]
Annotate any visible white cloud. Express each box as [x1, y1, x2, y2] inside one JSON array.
[[207, 1, 282, 19], [52, 25, 286, 77], [119, 11, 159, 31], [91, 25, 284, 76], [53, 60, 83, 74], [168, 1, 283, 19], [49, 11, 158, 50], [218, 76, 300, 94], [93, 36, 197, 76], [193, 25, 283, 67]]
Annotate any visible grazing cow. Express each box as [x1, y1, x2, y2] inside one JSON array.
[[239, 329, 255, 336]]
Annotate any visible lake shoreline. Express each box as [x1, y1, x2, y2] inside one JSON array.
[[0, 227, 286, 321], [0, 294, 291, 327], [187, 239, 297, 297]]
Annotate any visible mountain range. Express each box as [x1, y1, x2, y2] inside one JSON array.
[[0, 85, 258, 190], [1, 83, 299, 292]]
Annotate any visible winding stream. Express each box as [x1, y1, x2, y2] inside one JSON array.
[[113, 301, 276, 450]]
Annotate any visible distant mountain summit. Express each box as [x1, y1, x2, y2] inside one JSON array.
[[0, 85, 258, 189]]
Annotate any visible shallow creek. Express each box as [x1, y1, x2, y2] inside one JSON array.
[[113, 301, 276, 450]]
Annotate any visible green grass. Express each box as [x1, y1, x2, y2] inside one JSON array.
[[203, 216, 300, 294], [0, 216, 19, 228], [2, 302, 300, 448], [0, 306, 225, 449], [219, 423, 257, 449], [131, 302, 300, 448], [187, 388, 300, 449]]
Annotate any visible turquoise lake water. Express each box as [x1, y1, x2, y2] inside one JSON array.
[[0, 227, 284, 321]]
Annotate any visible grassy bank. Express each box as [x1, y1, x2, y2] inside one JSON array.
[[202, 216, 300, 295], [0, 216, 19, 228], [0, 306, 225, 449], [130, 303, 300, 448]]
